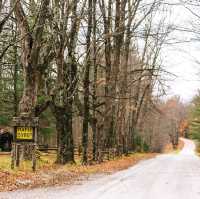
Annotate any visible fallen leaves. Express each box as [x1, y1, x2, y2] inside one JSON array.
[[0, 153, 157, 192]]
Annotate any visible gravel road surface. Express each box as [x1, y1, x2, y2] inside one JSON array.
[[1, 138, 200, 199]]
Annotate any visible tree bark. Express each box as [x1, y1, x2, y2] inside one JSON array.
[[92, 0, 97, 161], [82, 0, 93, 164], [54, 107, 74, 164]]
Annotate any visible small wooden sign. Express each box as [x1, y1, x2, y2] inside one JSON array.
[[15, 127, 34, 142], [11, 116, 39, 171]]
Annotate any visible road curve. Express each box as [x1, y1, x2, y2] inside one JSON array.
[[1, 138, 200, 199]]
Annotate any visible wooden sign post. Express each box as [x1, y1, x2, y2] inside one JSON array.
[[11, 116, 39, 171]]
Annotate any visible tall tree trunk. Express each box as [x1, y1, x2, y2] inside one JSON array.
[[100, 0, 113, 151], [52, 0, 79, 164], [82, 0, 93, 164], [54, 107, 74, 164], [104, 0, 126, 151], [113, 0, 126, 151], [92, 0, 97, 161], [117, 0, 137, 154]]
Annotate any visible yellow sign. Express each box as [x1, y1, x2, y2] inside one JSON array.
[[16, 127, 33, 140]]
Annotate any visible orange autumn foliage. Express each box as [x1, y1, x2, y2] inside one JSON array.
[[179, 120, 189, 137]]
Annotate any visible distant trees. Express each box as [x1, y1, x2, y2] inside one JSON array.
[[161, 96, 187, 149], [138, 96, 187, 152], [0, 0, 182, 164]]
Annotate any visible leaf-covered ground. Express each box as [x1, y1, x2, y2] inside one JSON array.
[[0, 153, 157, 192], [0, 139, 184, 192]]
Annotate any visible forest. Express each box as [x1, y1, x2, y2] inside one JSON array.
[[0, 0, 190, 166]]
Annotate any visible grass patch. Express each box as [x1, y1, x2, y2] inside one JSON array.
[[0, 155, 11, 171], [0, 153, 57, 173]]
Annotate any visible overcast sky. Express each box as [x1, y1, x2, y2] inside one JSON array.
[[162, 1, 200, 102]]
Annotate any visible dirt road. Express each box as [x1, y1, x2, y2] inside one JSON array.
[[1, 138, 200, 199]]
